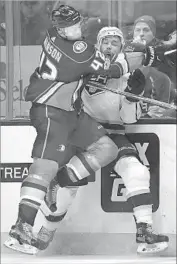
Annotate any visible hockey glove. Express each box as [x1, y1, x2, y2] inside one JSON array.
[[124, 41, 165, 67], [162, 30, 177, 49], [158, 31, 177, 67], [125, 69, 146, 102]]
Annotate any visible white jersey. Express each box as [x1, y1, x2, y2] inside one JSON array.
[[82, 73, 142, 130]]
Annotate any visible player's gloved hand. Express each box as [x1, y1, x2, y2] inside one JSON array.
[[156, 31, 177, 67], [161, 30, 177, 49], [125, 69, 146, 102], [124, 41, 165, 67]]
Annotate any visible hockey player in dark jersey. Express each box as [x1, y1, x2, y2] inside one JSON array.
[[4, 5, 125, 254]]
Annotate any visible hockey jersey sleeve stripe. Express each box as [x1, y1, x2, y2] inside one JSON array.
[[117, 58, 129, 75], [114, 62, 124, 76], [99, 122, 125, 131], [121, 59, 129, 75], [120, 98, 142, 123], [33, 81, 58, 102], [36, 82, 64, 104], [72, 78, 84, 104]]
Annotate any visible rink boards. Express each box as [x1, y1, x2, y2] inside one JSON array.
[[1, 255, 176, 264], [0, 120, 176, 262], [0, 121, 176, 235]]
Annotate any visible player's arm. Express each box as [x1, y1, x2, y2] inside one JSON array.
[[89, 45, 163, 79], [124, 36, 177, 71], [90, 49, 129, 78], [119, 69, 146, 123]]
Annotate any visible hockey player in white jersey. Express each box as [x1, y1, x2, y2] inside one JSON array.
[[80, 27, 169, 254], [14, 27, 169, 255]]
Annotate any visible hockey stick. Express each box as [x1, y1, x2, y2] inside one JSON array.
[[164, 48, 177, 55], [88, 82, 177, 110]]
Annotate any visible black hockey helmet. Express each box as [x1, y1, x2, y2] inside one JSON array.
[[51, 5, 81, 29]]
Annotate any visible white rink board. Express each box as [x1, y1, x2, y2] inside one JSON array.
[[1, 255, 176, 264], [0, 123, 176, 234]]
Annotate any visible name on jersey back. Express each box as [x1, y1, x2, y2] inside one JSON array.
[[43, 36, 62, 63]]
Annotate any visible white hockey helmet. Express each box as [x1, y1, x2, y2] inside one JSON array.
[[96, 26, 125, 51]]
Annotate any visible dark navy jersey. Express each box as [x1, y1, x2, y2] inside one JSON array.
[[25, 27, 128, 104]]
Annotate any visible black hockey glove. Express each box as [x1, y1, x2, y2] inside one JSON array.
[[125, 69, 146, 102], [124, 41, 165, 67]]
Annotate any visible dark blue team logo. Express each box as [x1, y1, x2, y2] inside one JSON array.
[[101, 133, 160, 213]]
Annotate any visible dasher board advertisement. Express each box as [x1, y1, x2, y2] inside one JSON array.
[[101, 133, 159, 213], [0, 123, 176, 234]]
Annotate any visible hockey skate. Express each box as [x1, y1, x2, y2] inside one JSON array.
[[136, 222, 169, 254], [4, 218, 39, 255], [36, 226, 57, 250], [45, 177, 59, 212]]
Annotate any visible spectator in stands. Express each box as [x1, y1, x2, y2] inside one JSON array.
[[124, 15, 176, 118], [133, 15, 160, 45], [20, 1, 52, 45], [133, 15, 176, 82]]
